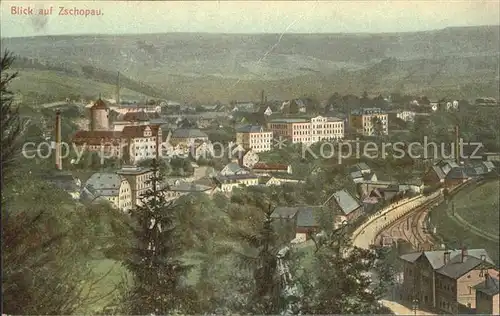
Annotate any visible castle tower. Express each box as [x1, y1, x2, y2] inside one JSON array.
[[90, 97, 110, 131]]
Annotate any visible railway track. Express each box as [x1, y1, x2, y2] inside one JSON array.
[[375, 182, 475, 249], [376, 195, 442, 249]]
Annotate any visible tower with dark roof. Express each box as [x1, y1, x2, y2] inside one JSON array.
[[90, 97, 110, 131]]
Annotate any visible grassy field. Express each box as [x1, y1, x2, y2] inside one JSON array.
[[429, 181, 500, 264], [10, 69, 149, 103], [453, 180, 499, 236]]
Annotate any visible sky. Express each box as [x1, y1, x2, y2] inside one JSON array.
[[1, 0, 499, 38]]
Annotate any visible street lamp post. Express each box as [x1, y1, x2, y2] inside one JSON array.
[[412, 298, 419, 316]]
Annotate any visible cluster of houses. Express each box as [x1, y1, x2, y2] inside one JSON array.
[[399, 248, 499, 315], [423, 159, 496, 189]]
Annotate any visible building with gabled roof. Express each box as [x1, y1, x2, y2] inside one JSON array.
[[235, 124, 273, 153], [474, 274, 500, 315], [399, 248, 498, 313], [264, 173, 303, 186], [81, 172, 133, 211], [170, 128, 209, 146], [251, 162, 292, 175], [267, 115, 344, 145], [325, 189, 363, 225]]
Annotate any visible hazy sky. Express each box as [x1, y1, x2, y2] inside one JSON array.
[[1, 0, 499, 37]]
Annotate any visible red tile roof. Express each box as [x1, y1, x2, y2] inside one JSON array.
[[72, 125, 160, 144], [90, 99, 108, 110], [121, 125, 160, 138], [121, 111, 150, 122], [252, 163, 288, 170]]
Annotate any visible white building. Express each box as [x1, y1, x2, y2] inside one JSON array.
[[267, 115, 344, 145], [124, 125, 162, 164], [116, 165, 154, 208], [81, 172, 133, 211], [235, 125, 274, 153], [396, 110, 416, 122]]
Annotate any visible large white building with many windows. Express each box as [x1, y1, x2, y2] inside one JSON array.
[[349, 108, 388, 136], [235, 125, 273, 152], [267, 115, 344, 145]]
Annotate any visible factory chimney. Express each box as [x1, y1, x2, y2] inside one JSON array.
[[55, 109, 62, 170], [455, 125, 460, 163], [261, 90, 265, 105], [116, 71, 120, 105]]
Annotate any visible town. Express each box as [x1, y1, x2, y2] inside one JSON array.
[[2, 2, 499, 315], [33, 85, 500, 315]]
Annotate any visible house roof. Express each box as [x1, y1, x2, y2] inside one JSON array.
[[169, 182, 212, 192], [296, 205, 323, 227], [72, 130, 123, 145], [400, 249, 494, 271], [356, 162, 371, 171], [331, 190, 361, 215], [120, 111, 150, 122], [253, 163, 288, 171], [116, 166, 152, 175], [236, 125, 267, 133], [431, 165, 446, 180], [474, 276, 500, 296], [271, 206, 300, 219], [121, 125, 160, 138], [171, 128, 208, 138], [483, 161, 495, 169], [222, 162, 247, 174], [269, 118, 309, 123], [445, 167, 469, 180], [350, 170, 363, 179], [362, 172, 377, 180], [91, 98, 108, 110], [73, 125, 160, 144], [217, 174, 258, 182], [437, 254, 495, 279], [268, 172, 302, 180], [84, 172, 127, 197]]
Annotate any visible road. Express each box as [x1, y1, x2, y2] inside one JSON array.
[[380, 300, 435, 315], [350, 192, 442, 316], [40, 101, 68, 108], [351, 193, 440, 249]]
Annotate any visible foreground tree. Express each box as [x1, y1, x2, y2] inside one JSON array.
[[304, 225, 389, 314], [122, 159, 196, 314], [233, 205, 284, 314], [1, 50, 22, 193]]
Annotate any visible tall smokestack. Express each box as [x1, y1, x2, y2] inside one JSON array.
[[261, 90, 265, 105], [116, 71, 120, 105], [55, 109, 62, 170], [455, 125, 459, 163]]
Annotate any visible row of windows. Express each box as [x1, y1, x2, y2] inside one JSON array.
[[293, 130, 344, 136], [251, 144, 271, 150], [249, 133, 272, 138], [135, 145, 156, 149], [250, 139, 271, 144], [134, 151, 156, 157], [312, 130, 343, 135], [135, 137, 156, 142], [311, 124, 343, 128]]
